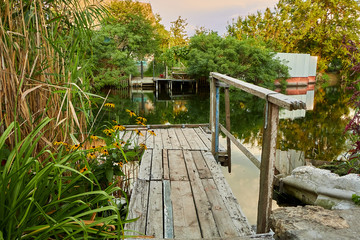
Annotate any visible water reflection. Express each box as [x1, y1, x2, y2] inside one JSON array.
[[97, 82, 351, 225]]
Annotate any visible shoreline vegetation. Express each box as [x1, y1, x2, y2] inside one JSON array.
[[1, 0, 360, 238]]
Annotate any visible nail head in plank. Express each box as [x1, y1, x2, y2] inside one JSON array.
[[161, 128, 172, 149], [171, 180, 202, 239], [191, 151, 212, 179], [168, 149, 188, 181], [146, 181, 163, 238], [138, 149, 152, 181], [145, 129, 154, 149], [183, 150, 220, 238], [163, 180, 174, 238]]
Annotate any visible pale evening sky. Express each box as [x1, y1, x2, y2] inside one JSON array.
[[144, 0, 279, 36]]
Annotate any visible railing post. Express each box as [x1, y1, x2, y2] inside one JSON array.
[[210, 75, 218, 158], [257, 102, 279, 233], [224, 86, 231, 173]]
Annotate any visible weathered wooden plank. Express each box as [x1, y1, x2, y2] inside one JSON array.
[[161, 128, 172, 149], [138, 149, 152, 181], [126, 179, 150, 236], [117, 130, 125, 140], [151, 148, 163, 180], [163, 149, 170, 180], [145, 129, 155, 149], [122, 130, 133, 144], [129, 130, 139, 148], [146, 181, 163, 238], [191, 151, 212, 179], [168, 149, 188, 181], [202, 178, 239, 238], [168, 128, 181, 149], [153, 129, 163, 149], [211, 72, 306, 110], [194, 127, 212, 150], [257, 103, 279, 234], [163, 180, 174, 238], [220, 124, 260, 169], [182, 128, 207, 150], [183, 150, 220, 238], [202, 151, 253, 236], [174, 128, 191, 149], [171, 180, 201, 238]]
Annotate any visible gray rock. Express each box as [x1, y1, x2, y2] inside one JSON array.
[[270, 205, 360, 240]]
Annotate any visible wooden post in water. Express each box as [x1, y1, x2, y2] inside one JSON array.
[[257, 102, 279, 234], [224, 86, 231, 173]]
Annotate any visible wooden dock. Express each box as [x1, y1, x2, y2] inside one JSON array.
[[125, 126, 258, 239]]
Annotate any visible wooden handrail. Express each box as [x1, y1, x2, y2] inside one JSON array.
[[211, 72, 306, 110], [209, 72, 307, 234]]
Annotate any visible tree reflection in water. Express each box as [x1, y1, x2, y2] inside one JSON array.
[[97, 84, 351, 161]]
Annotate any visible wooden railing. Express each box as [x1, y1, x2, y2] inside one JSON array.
[[209, 72, 306, 234]]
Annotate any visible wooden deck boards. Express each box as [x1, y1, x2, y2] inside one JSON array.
[[125, 127, 253, 239]]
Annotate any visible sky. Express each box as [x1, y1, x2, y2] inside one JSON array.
[[144, 0, 279, 36]]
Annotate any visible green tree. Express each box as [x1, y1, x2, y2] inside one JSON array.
[[169, 16, 189, 47], [90, 0, 162, 89], [187, 32, 289, 87], [228, 0, 360, 73]]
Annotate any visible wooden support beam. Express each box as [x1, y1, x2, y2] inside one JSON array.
[[224, 87, 231, 173], [220, 125, 260, 169], [257, 102, 279, 234]]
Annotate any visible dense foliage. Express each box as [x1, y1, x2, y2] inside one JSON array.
[[187, 32, 290, 88], [228, 0, 360, 74], [90, 1, 162, 89]]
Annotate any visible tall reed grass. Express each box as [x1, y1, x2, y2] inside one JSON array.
[[0, 0, 106, 151]]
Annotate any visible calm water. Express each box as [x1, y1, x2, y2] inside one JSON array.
[[98, 82, 351, 225]]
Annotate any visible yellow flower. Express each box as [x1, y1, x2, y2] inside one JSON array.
[[80, 166, 88, 173], [103, 128, 114, 134], [113, 142, 121, 149], [90, 135, 98, 140], [148, 130, 156, 136], [126, 109, 136, 117], [140, 143, 147, 149], [113, 124, 126, 131], [105, 103, 115, 108], [119, 140, 126, 145], [118, 162, 123, 168], [135, 129, 143, 136], [54, 141, 68, 146], [137, 117, 147, 123], [87, 152, 96, 159], [106, 132, 113, 137], [112, 120, 118, 124], [136, 120, 146, 126], [102, 149, 109, 155], [71, 144, 80, 150]]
